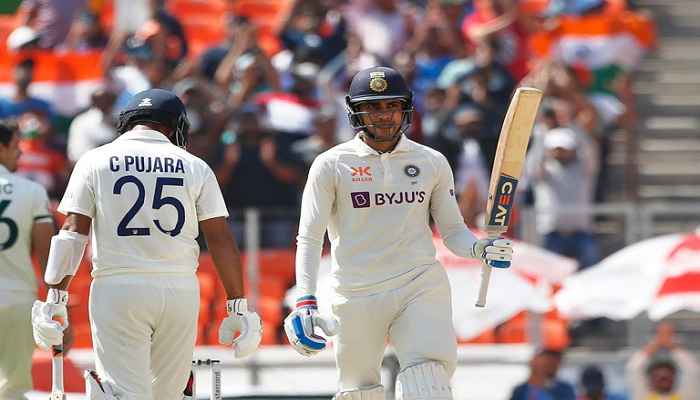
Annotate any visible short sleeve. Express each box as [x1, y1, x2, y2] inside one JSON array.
[[58, 155, 96, 218], [196, 166, 229, 221], [32, 184, 53, 224]]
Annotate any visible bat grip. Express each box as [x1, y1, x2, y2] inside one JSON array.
[[475, 229, 503, 308], [51, 345, 65, 398]]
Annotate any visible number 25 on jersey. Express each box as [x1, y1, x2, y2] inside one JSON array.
[[113, 175, 185, 237]]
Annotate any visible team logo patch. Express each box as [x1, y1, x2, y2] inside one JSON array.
[[369, 77, 387, 93], [368, 71, 387, 93], [404, 165, 420, 178]]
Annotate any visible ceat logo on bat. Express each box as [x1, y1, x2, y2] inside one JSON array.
[[351, 166, 373, 182], [488, 175, 518, 226]]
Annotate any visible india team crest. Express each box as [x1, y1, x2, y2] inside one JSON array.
[[369, 71, 387, 93], [404, 164, 420, 178]]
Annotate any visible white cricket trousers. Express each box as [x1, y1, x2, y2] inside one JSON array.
[[89, 273, 199, 400], [0, 301, 34, 399], [330, 263, 457, 391]]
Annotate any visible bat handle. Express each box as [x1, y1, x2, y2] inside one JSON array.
[[51, 345, 65, 399], [475, 229, 503, 308]]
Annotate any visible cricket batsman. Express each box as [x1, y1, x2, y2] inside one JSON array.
[[30, 89, 262, 399], [284, 67, 513, 400]]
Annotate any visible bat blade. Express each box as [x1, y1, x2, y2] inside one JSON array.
[[475, 87, 543, 308]]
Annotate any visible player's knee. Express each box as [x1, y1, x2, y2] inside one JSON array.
[[395, 361, 453, 400], [333, 384, 385, 400]]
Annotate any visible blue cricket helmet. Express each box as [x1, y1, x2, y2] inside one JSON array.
[[117, 88, 190, 148]]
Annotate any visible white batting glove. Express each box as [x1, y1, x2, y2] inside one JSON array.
[[31, 288, 69, 349], [472, 238, 513, 268], [218, 299, 262, 358], [284, 295, 338, 357]]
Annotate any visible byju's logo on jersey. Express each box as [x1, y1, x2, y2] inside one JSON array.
[[350, 192, 371, 208], [350, 191, 426, 208], [138, 98, 152, 107]]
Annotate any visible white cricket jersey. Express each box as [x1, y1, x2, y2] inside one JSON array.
[[58, 130, 228, 277], [296, 135, 479, 294], [0, 165, 53, 305]]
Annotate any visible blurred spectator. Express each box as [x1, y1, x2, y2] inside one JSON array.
[[215, 108, 304, 248], [103, 0, 187, 79], [524, 126, 600, 269], [277, 0, 347, 66], [345, 0, 416, 61], [196, 14, 253, 82], [66, 83, 118, 163], [256, 63, 320, 139], [62, 10, 108, 51], [15, 0, 86, 49], [452, 107, 489, 228], [461, 0, 534, 80], [0, 59, 53, 120], [510, 348, 577, 400], [16, 111, 67, 198], [626, 322, 700, 400], [215, 19, 281, 110], [173, 79, 228, 164], [578, 364, 627, 400], [291, 107, 338, 171]]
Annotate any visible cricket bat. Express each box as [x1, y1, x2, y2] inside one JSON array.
[[50, 345, 66, 400], [475, 87, 543, 308]]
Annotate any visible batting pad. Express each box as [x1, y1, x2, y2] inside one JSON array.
[[395, 362, 452, 400], [333, 384, 384, 400]]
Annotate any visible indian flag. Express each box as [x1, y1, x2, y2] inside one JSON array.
[[0, 50, 104, 116], [531, 9, 655, 72]]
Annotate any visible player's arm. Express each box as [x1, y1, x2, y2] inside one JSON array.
[[295, 154, 335, 295], [429, 154, 479, 257], [31, 220, 55, 275], [430, 154, 512, 265], [32, 156, 94, 350], [284, 154, 338, 357], [198, 166, 262, 358], [200, 217, 244, 299], [46, 213, 91, 290]]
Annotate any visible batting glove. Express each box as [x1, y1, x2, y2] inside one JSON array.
[[472, 238, 513, 268], [284, 295, 338, 357], [31, 288, 69, 350], [218, 299, 262, 358]]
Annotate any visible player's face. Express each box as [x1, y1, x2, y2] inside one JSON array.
[[356, 99, 405, 141], [0, 132, 21, 171]]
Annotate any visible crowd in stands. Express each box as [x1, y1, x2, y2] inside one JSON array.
[[0, 0, 655, 259], [0, 0, 656, 374]]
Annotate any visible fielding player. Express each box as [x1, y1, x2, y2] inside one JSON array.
[[0, 120, 56, 398], [284, 67, 513, 400], [31, 89, 262, 399]]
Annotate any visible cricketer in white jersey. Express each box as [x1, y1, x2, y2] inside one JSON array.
[[30, 89, 261, 400], [0, 120, 55, 399], [284, 67, 513, 400]]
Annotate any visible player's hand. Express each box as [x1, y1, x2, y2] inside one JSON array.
[[31, 289, 69, 350], [472, 237, 513, 268], [218, 299, 262, 358], [284, 295, 338, 357]]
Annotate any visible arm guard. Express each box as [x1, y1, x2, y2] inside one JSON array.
[[44, 230, 88, 285]]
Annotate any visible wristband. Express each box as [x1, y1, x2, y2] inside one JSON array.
[[47, 288, 68, 305]]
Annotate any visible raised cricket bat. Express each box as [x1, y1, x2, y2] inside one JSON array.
[[50, 346, 66, 400], [475, 87, 543, 307]]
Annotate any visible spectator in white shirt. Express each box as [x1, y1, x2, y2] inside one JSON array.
[[67, 85, 118, 164]]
